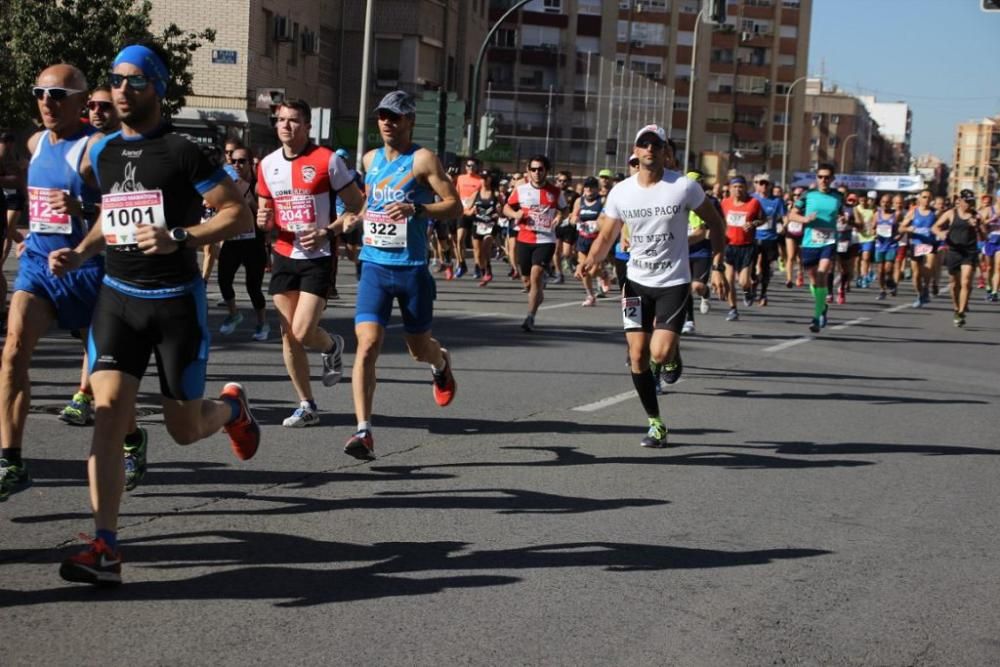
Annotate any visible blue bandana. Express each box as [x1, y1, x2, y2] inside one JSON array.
[[112, 45, 169, 97]]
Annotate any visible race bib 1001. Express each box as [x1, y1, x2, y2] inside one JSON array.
[[273, 194, 317, 232], [363, 209, 406, 248], [622, 296, 643, 329], [28, 186, 72, 234], [101, 190, 167, 246]]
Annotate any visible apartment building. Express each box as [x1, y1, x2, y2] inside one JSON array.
[[858, 96, 912, 172], [800, 78, 895, 174], [950, 116, 1000, 196], [484, 0, 812, 181], [149, 0, 487, 154]]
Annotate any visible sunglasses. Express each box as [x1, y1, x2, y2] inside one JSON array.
[[109, 73, 154, 92], [377, 110, 402, 122], [636, 139, 665, 150], [466, 163, 477, 168], [816, 174, 833, 180], [528, 166, 545, 173], [32, 86, 85, 101], [87, 100, 113, 111]]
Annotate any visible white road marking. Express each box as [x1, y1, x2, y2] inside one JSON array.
[[886, 304, 910, 313], [572, 390, 636, 412], [762, 337, 813, 353], [830, 316, 871, 331]]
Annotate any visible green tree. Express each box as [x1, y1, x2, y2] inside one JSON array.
[[0, 0, 215, 130]]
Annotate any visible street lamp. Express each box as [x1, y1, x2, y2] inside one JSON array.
[[840, 133, 858, 174], [682, 10, 703, 173], [780, 74, 808, 189]]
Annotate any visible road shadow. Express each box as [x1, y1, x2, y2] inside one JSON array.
[[688, 388, 987, 405], [369, 444, 872, 475], [0, 530, 831, 608], [735, 440, 1000, 457]]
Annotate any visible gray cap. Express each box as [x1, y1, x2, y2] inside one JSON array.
[[375, 90, 416, 116]]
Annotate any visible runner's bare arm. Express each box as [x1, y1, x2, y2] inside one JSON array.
[[413, 148, 462, 221], [48, 214, 107, 276], [576, 213, 622, 277]]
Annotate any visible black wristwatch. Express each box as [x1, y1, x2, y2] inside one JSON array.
[[413, 202, 426, 217], [170, 226, 190, 250], [712, 263, 725, 272]]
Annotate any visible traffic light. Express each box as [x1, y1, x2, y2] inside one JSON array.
[[707, 0, 726, 24], [478, 113, 497, 151]]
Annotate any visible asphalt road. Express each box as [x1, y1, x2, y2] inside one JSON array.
[[2, 257, 999, 666]]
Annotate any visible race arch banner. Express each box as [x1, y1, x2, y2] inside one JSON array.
[[791, 172, 925, 192]]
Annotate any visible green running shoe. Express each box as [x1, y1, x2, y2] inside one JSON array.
[[0, 458, 31, 501], [640, 418, 668, 448], [661, 352, 683, 385], [59, 391, 94, 426], [123, 427, 148, 492]]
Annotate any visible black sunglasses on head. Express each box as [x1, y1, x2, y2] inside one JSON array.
[[109, 73, 154, 92], [32, 86, 85, 101]]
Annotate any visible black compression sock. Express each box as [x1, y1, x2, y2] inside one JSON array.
[[631, 371, 660, 418], [1, 448, 22, 465], [124, 429, 144, 447], [686, 293, 695, 323]]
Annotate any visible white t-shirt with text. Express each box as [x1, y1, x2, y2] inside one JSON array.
[[603, 170, 705, 288]]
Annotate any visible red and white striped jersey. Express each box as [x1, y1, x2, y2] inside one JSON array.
[[257, 144, 354, 259], [508, 182, 566, 245]]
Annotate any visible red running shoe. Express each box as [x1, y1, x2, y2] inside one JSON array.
[[432, 348, 456, 407], [220, 383, 260, 461], [478, 272, 493, 287], [59, 534, 122, 586], [444, 265, 454, 280], [344, 429, 375, 461], [837, 289, 846, 305]]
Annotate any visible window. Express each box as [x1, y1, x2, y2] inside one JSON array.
[[578, 0, 602, 14], [828, 136, 838, 148], [493, 28, 517, 48], [287, 22, 299, 66], [709, 74, 734, 94], [262, 10, 274, 57], [375, 39, 401, 83], [676, 30, 694, 46], [778, 53, 795, 67], [674, 64, 691, 81], [673, 99, 689, 110], [526, 0, 562, 12], [830, 114, 840, 124], [782, 0, 801, 7], [680, 1, 698, 12], [707, 104, 732, 122], [773, 112, 788, 125], [618, 21, 667, 46], [711, 48, 734, 64], [812, 113, 822, 126], [576, 35, 600, 53], [810, 138, 819, 151], [779, 25, 798, 38], [770, 141, 786, 155], [522, 25, 560, 49]]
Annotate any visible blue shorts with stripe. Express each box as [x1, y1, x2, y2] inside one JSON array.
[[13, 251, 103, 330], [355, 262, 436, 334]]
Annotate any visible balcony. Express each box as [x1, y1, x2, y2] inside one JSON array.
[[676, 12, 697, 30], [776, 65, 797, 83], [706, 120, 730, 134], [520, 46, 565, 67], [780, 7, 800, 26], [743, 4, 776, 20], [737, 62, 771, 78], [733, 124, 766, 142], [740, 32, 774, 48], [672, 110, 687, 129]]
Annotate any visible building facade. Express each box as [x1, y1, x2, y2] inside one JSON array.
[[483, 0, 813, 181], [149, 0, 487, 157], [950, 116, 1000, 197], [858, 95, 912, 172], [800, 78, 893, 174]]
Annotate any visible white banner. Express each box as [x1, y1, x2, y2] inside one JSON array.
[[791, 172, 925, 192]]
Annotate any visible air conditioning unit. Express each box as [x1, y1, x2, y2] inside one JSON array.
[[274, 16, 294, 42], [740, 31, 752, 42], [631, 40, 645, 49], [301, 29, 320, 55]]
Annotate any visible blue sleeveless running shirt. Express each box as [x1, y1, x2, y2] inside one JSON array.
[[910, 208, 936, 244], [25, 128, 101, 265], [360, 145, 435, 267]]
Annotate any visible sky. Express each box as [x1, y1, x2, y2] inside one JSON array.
[[807, 0, 1000, 161]]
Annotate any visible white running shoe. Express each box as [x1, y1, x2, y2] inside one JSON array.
[[282, 406, 319, 428], [699, 296, 711, 314], [252, 323, 270, 342], [321, 334, 345, 387], [681, 320, 695, 335], [219, 311, 243, 335]]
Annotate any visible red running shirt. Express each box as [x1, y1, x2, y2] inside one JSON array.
[[721, 196, 763, 246], [508, 182, 567, 244]]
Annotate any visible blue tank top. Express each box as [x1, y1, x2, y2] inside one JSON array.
[[985, 206, 1000, 242], [360, 145, 435, 266], [911, 208, 935, 240], [26, 128, 101, 264], [875, 210, 897, 246]]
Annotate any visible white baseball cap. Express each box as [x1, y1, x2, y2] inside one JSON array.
[[634, 124, 667, 145], [866, 190, 877, 198]]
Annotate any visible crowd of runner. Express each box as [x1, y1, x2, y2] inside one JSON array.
[[1, 45, 998, 587]]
